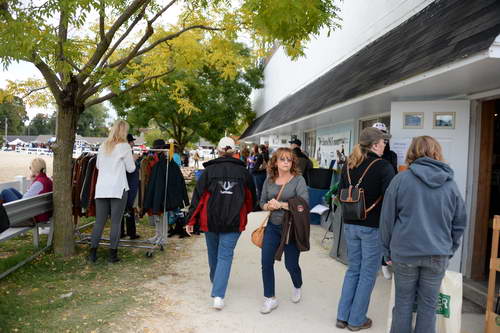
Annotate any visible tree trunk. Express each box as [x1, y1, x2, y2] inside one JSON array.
[[52, 103, 80, 256]]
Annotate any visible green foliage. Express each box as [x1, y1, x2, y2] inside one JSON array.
[[0, 92, 27, 135], [28, 113, 52, 136], [112, 58, 263, 151], [143, 128, 166, 147], [76, 104, 109, 137]]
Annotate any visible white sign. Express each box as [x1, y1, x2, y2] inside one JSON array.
[[391, 138, 412, 167], [315, 131, 351, 169]]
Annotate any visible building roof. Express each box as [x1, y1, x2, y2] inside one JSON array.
[[5, 135, 37, 143], [34, 135, 55, 143], [241, 0, 500, 138]]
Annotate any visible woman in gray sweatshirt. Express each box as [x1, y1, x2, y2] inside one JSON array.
[[380, 136, 467, 333]]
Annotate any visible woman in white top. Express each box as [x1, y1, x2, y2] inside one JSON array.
[[88, 119, 136, 263]]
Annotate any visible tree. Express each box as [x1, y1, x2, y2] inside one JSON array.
[[112, 52, 263, 152], [76, 104, 109, 137], [28, 113, 52, 136], [0, 0, 342, 256], [0, 92, 28, 139]]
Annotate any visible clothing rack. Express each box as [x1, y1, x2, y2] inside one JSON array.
[[485, 215, 500, 332], [76, 150, 171, 257]]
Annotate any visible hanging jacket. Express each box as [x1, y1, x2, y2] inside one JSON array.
[[80, 156, 97, 210], [275, 196, 310, 261], [187, 157, 257, 233], [143, 155, 189, 214]]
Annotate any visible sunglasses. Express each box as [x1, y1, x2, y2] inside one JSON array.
[[278, 157, 293, 163]]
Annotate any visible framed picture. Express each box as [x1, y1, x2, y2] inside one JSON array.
[[403, 112, 424, 129], [433, 112, 455, 129]]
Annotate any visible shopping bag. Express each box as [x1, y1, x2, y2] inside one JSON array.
[[386, 270, 462, 333]]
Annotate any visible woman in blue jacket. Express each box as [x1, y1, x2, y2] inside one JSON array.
[[380, 136, 467, 333]]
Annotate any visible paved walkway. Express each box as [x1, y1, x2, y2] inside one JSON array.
[[131, 214, 484, 333]]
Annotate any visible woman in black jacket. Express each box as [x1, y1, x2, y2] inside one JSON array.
[[336, 127, 395, 331]]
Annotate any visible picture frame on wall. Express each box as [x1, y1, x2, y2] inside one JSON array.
[[403, 112, 424, 129], [433, 112, 456, 129]]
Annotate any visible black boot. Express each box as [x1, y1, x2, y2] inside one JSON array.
[[108, 249, 120, 263], [88, 248, 97, 263]]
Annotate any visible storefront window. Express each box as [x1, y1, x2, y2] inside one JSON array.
[[304, 130, 316, 157], [359, 115, 391, 133]]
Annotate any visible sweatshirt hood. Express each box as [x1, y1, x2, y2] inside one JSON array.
[[203, 156, 245, 168], [409, 157, 454, 188]]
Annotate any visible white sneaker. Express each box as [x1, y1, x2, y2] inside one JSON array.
[[291, 288, 301, 303], [260, 297, 279, 314], [213, 297, 224, 310], [382, 265, 392, 280]]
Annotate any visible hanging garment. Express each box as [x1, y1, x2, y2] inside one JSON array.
[[143, 156, 189, 215]]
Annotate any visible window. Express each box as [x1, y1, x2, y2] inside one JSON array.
[[359, 115, 391, 134], [304, 131, 316, 157]]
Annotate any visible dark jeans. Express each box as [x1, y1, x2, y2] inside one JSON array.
[[390, 256, 449, 333], [261, 222, 302, 298], [0, 188, 22, 203]]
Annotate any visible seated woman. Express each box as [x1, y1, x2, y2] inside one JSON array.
[[0, 158, 53, 222]]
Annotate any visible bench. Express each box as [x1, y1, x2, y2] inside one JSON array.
[[0, 192, 54, 279]]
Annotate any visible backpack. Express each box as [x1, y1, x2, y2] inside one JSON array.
[[339, 159, 382, 221]]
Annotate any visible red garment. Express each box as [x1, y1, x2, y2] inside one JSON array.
[[34, 173, 53, 222], [187, 187, 254, 232]]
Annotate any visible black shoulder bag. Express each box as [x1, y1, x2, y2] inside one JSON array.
[[339, 159, 382, 221]]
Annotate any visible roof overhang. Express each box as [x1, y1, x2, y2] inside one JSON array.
[[241, 0, 500, 140], [244, 47, 500, 139]]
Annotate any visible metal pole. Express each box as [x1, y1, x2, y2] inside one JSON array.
[[4, 117, 7, 147]]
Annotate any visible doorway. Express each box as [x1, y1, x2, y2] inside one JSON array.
[[472, 99, 500, 281]]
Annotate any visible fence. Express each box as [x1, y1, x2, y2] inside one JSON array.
[[14, 147, 53, 156]]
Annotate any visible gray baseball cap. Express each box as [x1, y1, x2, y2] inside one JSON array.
[[359, 127, 391, 147]]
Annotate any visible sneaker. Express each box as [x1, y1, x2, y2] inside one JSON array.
[[260, 297, 278, 314], [291, 288, 301, 303], [347, 318, 372, 331], [382, 265, 392, 280], [213, 297, 224, 310]]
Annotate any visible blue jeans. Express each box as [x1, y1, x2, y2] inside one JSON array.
[[0, 188, 22, 203], [337, 224, 382, 326], [261, 222, 302, 297], [390, 256, 449, 333], [205, 231, 241, 298]]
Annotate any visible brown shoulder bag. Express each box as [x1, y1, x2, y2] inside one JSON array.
[[250, 177, 292, 248]]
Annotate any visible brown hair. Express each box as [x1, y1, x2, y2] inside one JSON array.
[[267, 147, 299, 182], [405, 136, 444, 165], [252, 144, 259, 155]]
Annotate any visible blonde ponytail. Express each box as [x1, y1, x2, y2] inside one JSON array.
[[103, 119, 129, 154], [347, 144, 368, 169]]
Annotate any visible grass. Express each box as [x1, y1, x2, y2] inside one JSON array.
[[0, 216, 189, 333]]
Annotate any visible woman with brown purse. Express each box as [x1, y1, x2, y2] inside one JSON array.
[[259, 147, 309, 314]]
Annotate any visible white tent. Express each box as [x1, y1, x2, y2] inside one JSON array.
[[8, 138, 26, 145]]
